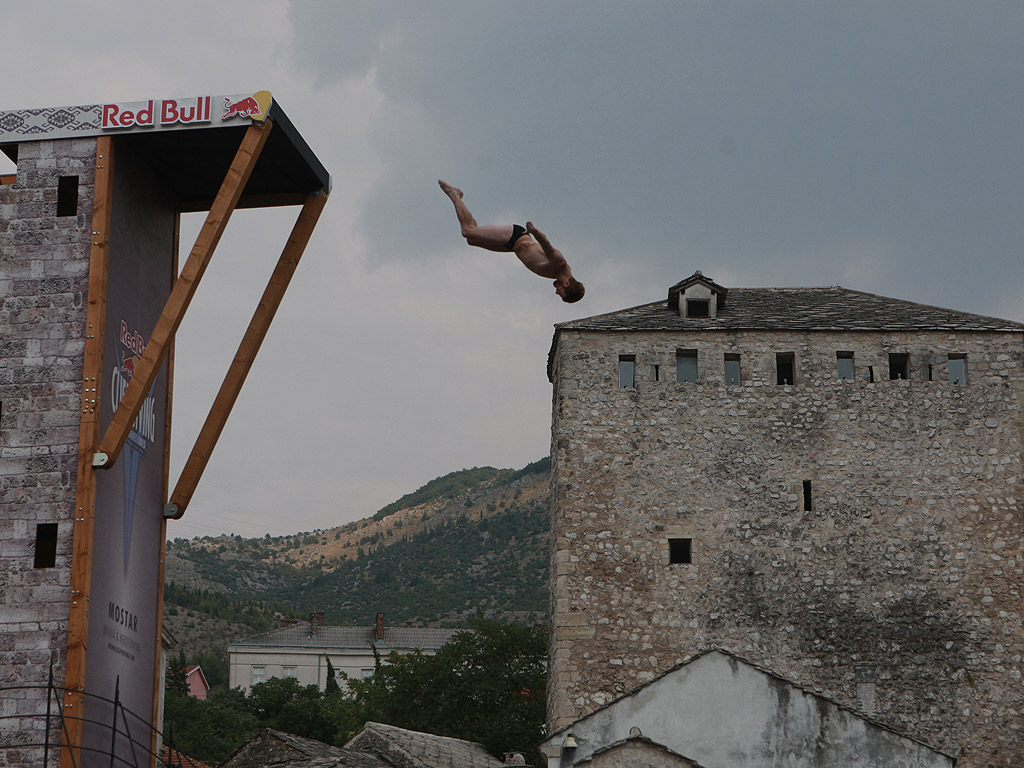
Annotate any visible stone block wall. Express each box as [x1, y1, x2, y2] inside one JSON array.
[[548, 327, 1024, 767], [0, 138, 96, 766]]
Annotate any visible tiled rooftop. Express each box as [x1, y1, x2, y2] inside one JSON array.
[[556, 285, 1024, 334], [345, 722, 506, 768], [221, 728, 391, 768], [230, 622, 461, 651]]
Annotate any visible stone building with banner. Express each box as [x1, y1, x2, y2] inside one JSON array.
[[543, 272, 1024, 767], [0, 92, 329, 768]]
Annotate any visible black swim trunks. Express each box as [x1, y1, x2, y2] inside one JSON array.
[[504, 224, 527, 251]]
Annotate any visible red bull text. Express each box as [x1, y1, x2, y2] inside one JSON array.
[[119, 320, 145, 356], [102, 97, 212, 129]]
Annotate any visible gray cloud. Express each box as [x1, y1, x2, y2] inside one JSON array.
[[290, 3, 1024, 312], [6, 2, 1024, 538]]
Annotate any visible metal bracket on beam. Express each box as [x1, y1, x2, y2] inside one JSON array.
[[163, 503, 180, 519], [92, 452, 109, 468]]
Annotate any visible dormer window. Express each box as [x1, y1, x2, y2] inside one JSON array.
[[685, 299, 710, 318], [667, 271, 726, 319]]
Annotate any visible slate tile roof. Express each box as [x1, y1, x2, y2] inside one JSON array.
[[230, 622, 460, 652], [344, 722, 506, 768], [555, 285, 1024, 334], [220, 728, 390, 768], [221, 725, 504, 768]]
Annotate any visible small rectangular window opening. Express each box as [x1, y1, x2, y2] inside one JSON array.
[[724, 353, 741, 385], [948, 355, 967, 386], [889, 353, 909, 380], [56, 175, 79, 217], [676, 349, 698, 383], [668, 538, 692, 564], [802, 480, 813, 512], [836, 351, 854, 381], [685, 299, 710, 318], [0, 148, 17, 182], [867, 365, 875, 383], [651, 364, 660, 382], [776, 352, 795, 385], [618, 355, 636, 389], [34, 523, 58, 568], [928, 364, 934, 381]]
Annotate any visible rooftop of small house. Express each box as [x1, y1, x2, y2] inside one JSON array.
[[229, 621, 460, 652]]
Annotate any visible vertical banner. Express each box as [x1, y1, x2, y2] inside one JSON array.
[[81, 140, 175, 765]]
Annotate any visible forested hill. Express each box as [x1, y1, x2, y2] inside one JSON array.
[[163, 458, 551, 649]]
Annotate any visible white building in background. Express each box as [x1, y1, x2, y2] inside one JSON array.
[[228, 613, 459, 692]]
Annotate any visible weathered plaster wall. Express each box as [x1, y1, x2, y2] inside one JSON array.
[[548, 327, 1024, 767], [0, 138, 96, 766], [544, 651, 954, 768], [579, 739, 698, 768]]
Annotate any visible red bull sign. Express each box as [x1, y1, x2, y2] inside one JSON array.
[[102, 97, 213, 129], [0, 90, 273, 142]]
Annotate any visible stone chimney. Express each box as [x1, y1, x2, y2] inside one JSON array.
[[375, 611, 385, 641]]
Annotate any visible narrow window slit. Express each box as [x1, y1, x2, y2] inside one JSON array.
[[34, 523, 58, 568], [776, 352, 795, 385], [802, 480, 813, 512], [948, 355, 967, 385], [724, 353, 741, 385], [836, 351, 854, 381], [618, 355, 636, 389], [57, 175, 79, 217]]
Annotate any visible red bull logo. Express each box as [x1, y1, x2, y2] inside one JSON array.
[[222, 91, 272, 122], [223, 96, 260, 119], [110, 319, 157, 444]]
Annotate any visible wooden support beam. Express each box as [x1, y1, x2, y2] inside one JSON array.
[[166, 187, 329, 518], [63, 135, 115, 768], [95, 120, 272, 470]]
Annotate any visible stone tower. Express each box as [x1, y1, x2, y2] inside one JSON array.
[[546, 272, 1024, 767]]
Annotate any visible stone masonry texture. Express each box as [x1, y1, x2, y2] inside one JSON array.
[[547, 284, 1024, 768], [1, 137, 97, 767]]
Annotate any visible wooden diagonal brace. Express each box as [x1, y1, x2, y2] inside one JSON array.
[[94, 120, 272, 470], [164, 187, 328, 518], [62, 135, 116, 768]]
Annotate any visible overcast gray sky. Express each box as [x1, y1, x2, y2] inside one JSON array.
[[5, 2, 1023, 539]]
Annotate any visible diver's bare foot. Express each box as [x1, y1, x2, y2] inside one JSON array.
[[438, 180, 463, 199]]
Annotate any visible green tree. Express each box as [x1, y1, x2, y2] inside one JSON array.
[[191, 646, 229, 690], [163, 687, 257, 764], [166, 650, 189, 694], [339, 619, 546, 757], [325, 657, 340, 694], [248, 677, 336, 743]]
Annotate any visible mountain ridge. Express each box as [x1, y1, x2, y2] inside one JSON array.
[[163, 458, 551, 660]]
